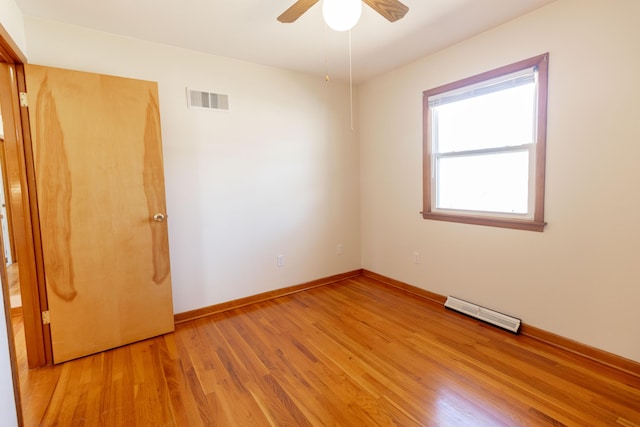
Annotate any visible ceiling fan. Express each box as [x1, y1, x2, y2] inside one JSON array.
[[277, 0, 409, 24]]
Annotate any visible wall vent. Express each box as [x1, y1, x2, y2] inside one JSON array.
[[444, 296, 521, 333], [186, 88, 229, 110]]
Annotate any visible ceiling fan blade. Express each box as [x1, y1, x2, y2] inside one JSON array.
[[277, 0, 321, 23], [362, 0, 409, 22]]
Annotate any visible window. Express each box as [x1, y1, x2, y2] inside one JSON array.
[[422, 53, 549, 232]]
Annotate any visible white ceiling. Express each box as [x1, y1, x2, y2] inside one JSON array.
[[14, 0, 557, 83]]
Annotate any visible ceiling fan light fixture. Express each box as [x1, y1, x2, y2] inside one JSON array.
[[322, 0, 362, 32]]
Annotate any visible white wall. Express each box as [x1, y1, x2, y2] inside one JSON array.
[[22, 17, 362, 314], [0, 297, 17, 426], [0, 0, 26, 54], [360, 0, 640, 362], [0, 294, 17, 427]]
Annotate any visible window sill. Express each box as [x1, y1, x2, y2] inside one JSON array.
[[421, 212, 546, 232]]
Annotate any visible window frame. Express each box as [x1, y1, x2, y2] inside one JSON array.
[[422, 53, 549, 232]]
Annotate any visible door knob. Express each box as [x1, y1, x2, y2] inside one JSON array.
[[153, 213, 166, 222]]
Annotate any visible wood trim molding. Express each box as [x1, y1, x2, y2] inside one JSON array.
[[0, 23, 27, 64], [174, 269, 363, 324], [361, 269, 640, 379], [361, 269, 446, 305], [0, 26, 29, 426], [519, 324, 640, 379], [18, 64, 54, 365], [0, 63, 52, 368], [421, 212, 546, 232], [422, 53, 549, 233]]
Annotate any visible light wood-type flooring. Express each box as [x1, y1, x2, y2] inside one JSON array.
[[8, 263, 20, 296], [13, 275, 640, 426], [7, 262, 21, 310]]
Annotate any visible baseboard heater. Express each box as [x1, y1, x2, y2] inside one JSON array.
[[444, 296, 521, 334]]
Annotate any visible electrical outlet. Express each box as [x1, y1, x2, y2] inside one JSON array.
[[277, 255, 284, 267], [413, 251, 421, 264], [336, 244, 343, 255]]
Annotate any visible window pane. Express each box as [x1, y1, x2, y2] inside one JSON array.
[[434, 83, 535, 153], [436, 151, 529, 214]]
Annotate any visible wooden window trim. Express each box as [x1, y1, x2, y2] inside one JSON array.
[[422, 53, 549, 232]]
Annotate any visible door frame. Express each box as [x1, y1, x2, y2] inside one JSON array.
[[0, 19, 52, 417], [1, 59, 52, 368]]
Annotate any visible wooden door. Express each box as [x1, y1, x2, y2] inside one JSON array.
[[24, 65, 174, 363]]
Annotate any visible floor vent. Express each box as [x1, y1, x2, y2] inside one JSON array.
[[444, 296, 521, 334], [187, 88, 229, 110]]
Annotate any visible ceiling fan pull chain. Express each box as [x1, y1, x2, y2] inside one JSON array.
[[325, 23, 330, 82], [349, 28, 354, 131]]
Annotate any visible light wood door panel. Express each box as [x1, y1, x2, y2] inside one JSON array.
[[24, 64, 174, 363]]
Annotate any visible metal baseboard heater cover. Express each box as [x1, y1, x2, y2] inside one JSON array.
[[445, 296, 521, 334]]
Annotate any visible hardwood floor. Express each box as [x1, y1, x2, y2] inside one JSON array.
[[7, 262, 21, 311], [7, 263, 19, 296], [7, 262, 20, 295], [13, 275, 640, 426]]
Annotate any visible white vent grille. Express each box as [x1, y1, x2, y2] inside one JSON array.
[[187, 88, 229, 110], [444, 296, 521, 333]]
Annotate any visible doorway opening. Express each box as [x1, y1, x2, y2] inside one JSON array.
[[0, 113, 20, 317]]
